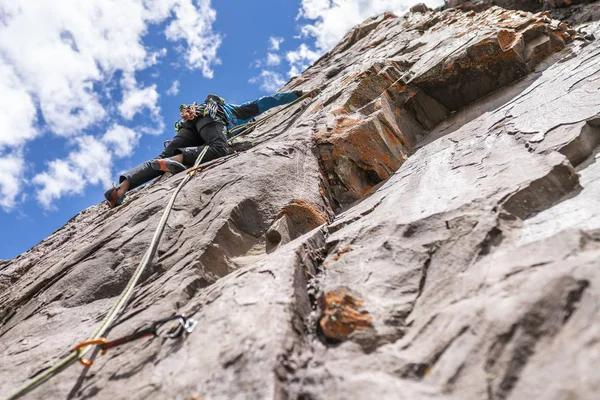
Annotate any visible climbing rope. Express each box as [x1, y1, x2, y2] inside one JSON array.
[[5, 147, 209, 400], [4, 89, 319, 400]]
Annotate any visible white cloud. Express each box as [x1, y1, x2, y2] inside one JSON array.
[[266, 53, 282, 67], [296, 0, 443, 52], [283, 0, 443, 77], [0, 62, 38, 150], [33, 136, 113, 209], [167, 80, 180, 96], [249, 71, 286, 93], [269, 36, 285, 51], [0, 0, 223, 210], [102, 125, 140, 158], [164, 0, 222, 78], [0, 152, 26, 211], [119, 74, 161, 121], [286, 43, 320, 77]]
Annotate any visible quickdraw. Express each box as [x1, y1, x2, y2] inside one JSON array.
[[180, 102, 200, 121], [72, 315, 197, 367]]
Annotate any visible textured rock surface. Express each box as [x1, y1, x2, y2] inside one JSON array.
[[2, 5, 600, 400], [446, 0, 600, 25]]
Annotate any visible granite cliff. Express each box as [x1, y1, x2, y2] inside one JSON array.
[[1, 2, 600, 399]]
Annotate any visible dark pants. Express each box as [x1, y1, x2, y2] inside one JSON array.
[[120, 116, 231, 190]]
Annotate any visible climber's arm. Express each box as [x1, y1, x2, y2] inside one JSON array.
[[230, 91, 302, 120]]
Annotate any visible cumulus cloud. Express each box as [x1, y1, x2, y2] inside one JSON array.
[[102, 125, 141, 158], [164, 0, 222, 77], [266, 53, 282, 67], [0, 0, 221, 137], [0, 0, 223, 210], [167, 80, 181, 96], [286, 44, 320, 77], [285, 0, 443, 76], [297, 0, 443, 51], [119, 73, 161, 121], [33, 136, 113, 209], [0, 152, 26, 211], [269, 37, 285, 51], [249, 71, 286, 93], [252, 37, 285, 69], [0, 62, 38, 150]]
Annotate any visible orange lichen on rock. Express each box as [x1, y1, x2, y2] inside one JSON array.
[[331, 246, 352, 261], [330, 107, 351, 116], [332, 119, 404, 176], [320, 288, 372, 341], [323, 245, 352, 267], [497, 29, 519, 52], [288, 77, 309, 89], [342, 71, 363, 86], [311, 102, 324, 113], [278, 200, 329, 238]]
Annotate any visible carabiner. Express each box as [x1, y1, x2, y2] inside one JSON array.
[[151, 314, 198, 338], [151, 315, 187, 339], [72, 338, 108, 367]]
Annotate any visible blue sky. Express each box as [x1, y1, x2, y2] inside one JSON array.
[[0, 0, 443, 260]]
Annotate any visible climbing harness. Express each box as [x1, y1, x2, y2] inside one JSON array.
[[175, 95, 227, 132], [4, 89, 321, 400], [72, 315, 197, 367]]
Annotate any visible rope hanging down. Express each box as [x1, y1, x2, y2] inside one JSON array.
[[5, 147, 209, 400], [4, 89, 319, 400]]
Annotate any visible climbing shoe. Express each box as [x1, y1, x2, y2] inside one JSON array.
[[151, 158, 187, 175], [104, 186, 126, 209]]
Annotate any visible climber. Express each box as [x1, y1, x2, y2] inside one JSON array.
[[104, 90, 310, 208]]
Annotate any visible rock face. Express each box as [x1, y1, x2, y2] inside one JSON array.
[[446, 0, 600, 25], [1, 5, 600, 400]]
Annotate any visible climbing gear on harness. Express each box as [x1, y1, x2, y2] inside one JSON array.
[[180, 102, 199, 121], [104, 186, 126, 209], [71, 315, 197, 367], [204, 94, 225, 119], [175, 97, 227, 132], [151, 158, 187, 175]]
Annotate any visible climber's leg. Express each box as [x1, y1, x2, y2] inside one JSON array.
[[104, 133, 198, 208], [175, 120, 232, 165], [150, 158, 187, 174]]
